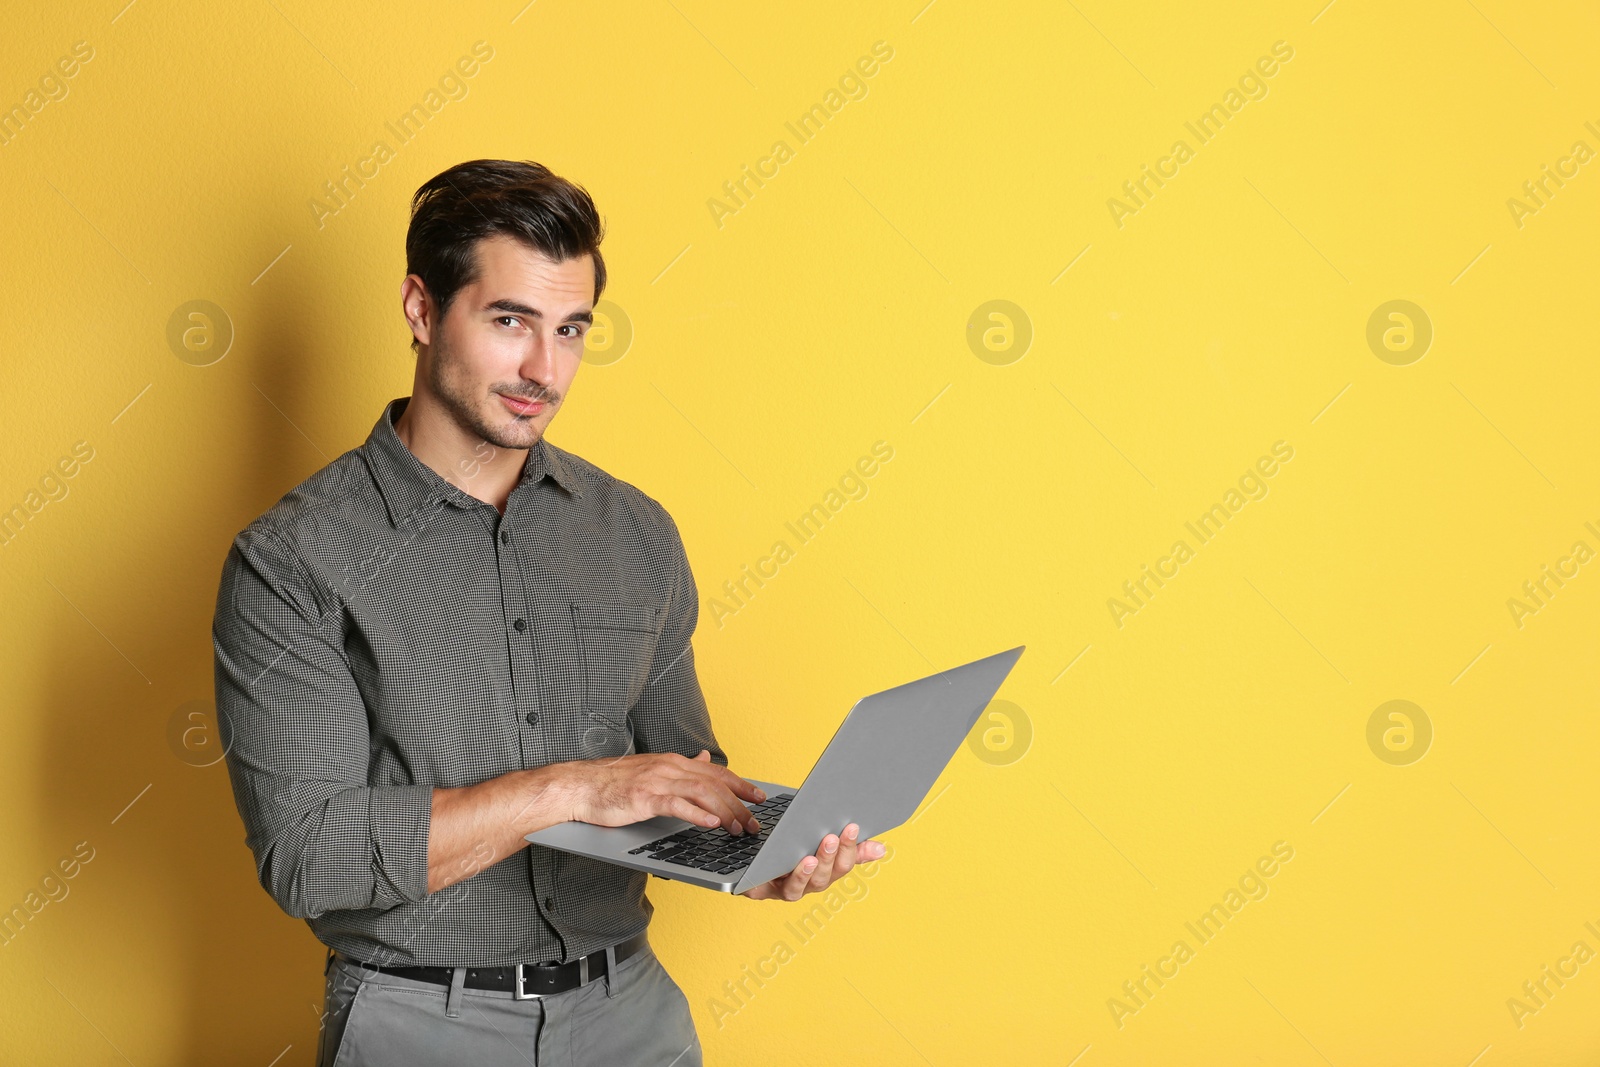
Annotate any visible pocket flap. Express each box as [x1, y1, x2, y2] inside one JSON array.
[[570, 597, 664, 633]]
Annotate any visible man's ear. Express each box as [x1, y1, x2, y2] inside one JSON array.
[[401, 274, 434, 349]]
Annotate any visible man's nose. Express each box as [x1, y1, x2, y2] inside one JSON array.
[[520, 334, 557, 384]]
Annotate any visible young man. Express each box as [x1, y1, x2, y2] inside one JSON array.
[[212, 159, 884, 1066]]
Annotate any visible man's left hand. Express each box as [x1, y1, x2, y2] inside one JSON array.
[[739, 823, 886, 901]]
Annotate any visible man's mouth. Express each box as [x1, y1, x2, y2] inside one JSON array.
[[499, 393, 547, 416]]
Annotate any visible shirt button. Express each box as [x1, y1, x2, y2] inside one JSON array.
[[513, 618, 526, 632], [499, 529, 509, 544], [544, 895, 555, 910], [525, 710, 539, 726]]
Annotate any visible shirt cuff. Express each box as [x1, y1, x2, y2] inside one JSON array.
[[369, 784, 434, 907]]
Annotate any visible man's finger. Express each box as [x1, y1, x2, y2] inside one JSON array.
[[782, 836, 835, 900], [676, 752, 763, 830], [837, 823, 888, 864], [690, 751, 766, 806], [834, 823, 860, 875], [782, 856, 819, 901], [681, 777, 758, 835], [666, 794, 724, 828], [675, 779, 741, 832], [809, 833, 839, 891], [651, 752, 750, 833], [725, 772, 765, 805], [702, 766, 765, 811]]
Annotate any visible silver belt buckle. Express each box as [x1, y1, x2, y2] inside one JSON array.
[[514, 955, 591, 1000], [514, 963, 546, 1000]]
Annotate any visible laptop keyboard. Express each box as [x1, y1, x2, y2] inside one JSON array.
[[628, 793, 794, 874]]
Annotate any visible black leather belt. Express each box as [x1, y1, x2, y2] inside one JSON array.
[[337, 930, 649, 1000]]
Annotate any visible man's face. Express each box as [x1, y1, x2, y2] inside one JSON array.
[[417, 234, 594, 450]]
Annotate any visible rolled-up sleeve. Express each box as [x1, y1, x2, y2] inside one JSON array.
[[212, 524, 432, 919], [628, 508, 729, 769]]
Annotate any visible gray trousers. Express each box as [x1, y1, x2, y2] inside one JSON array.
[[315, 939, 702, 1067]]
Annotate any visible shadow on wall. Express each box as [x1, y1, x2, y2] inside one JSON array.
[[178, 212, 347, 1066], [31, 187, 381, 1065]]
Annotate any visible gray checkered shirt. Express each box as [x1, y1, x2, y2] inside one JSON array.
[[212, 395, 727, 968]]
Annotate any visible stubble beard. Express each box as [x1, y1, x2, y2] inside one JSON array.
[[428, 329, 559, 452]]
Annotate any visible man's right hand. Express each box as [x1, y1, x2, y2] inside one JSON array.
[[563, 748, 767, 836]]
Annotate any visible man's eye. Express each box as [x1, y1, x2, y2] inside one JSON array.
[[496, 316, 520, 328]]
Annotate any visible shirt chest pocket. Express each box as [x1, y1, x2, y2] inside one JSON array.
[[569, 598, 664, 756]]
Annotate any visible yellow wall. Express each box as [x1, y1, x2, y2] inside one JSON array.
[[2, 1, 1596, 1063]]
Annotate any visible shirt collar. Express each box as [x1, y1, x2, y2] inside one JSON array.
[[364, 396, 583, 528]]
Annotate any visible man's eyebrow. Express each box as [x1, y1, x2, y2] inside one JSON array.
[[485, 299, 593, 324]]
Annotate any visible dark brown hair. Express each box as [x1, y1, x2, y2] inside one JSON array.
[[405, 159, 606, 348]]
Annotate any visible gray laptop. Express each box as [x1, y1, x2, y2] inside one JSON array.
[[525, 645, 1025, 894]]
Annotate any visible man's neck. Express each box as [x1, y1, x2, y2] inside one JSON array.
[[394, 393, 529, 514]]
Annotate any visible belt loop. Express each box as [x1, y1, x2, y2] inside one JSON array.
[[445, 966, 467, 1018], [603, 944, 621, 999]]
